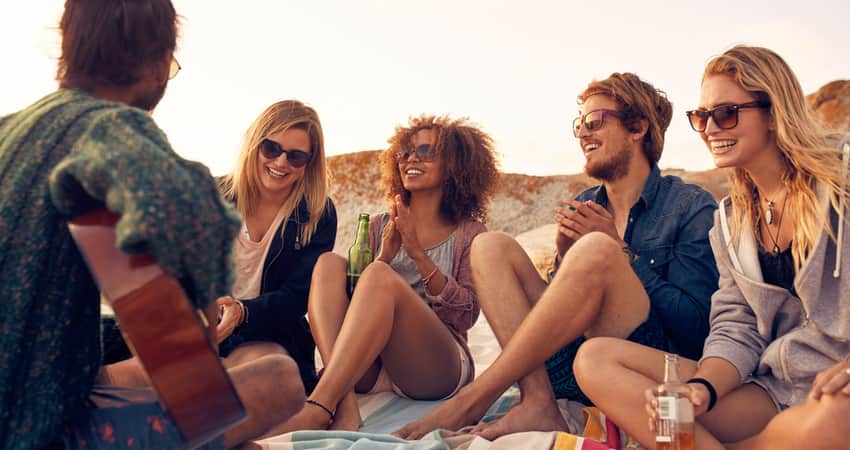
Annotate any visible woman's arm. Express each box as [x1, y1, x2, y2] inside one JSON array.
[[424, 221, 485, 335]]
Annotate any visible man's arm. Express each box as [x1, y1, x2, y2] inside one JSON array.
[[633, 190, 718, 359]]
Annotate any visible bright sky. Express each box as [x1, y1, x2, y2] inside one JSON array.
[[2, 1, 849, 176]]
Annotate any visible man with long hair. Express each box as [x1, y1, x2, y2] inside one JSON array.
[[0, 1, 303, 449], [397, 73, 719, 439]]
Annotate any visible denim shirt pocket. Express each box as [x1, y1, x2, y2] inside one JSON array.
[[638, 245, 674, 277]]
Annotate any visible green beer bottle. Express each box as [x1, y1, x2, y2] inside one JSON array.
[[347, 213, 373, 297]]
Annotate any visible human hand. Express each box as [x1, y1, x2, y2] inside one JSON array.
[[554, 199, 622, 257], [811, 360, 850, 400], [215, 296, 243, 344], [644, 383, 709, 433], [377, 203, 402, 263], [393, 195, 425, 259]]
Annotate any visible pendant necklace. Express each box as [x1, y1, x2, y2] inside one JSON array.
[[756, 188, 788, 254]]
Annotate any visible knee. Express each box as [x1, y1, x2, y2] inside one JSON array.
[[471, 231, 520, 262], [794, 395, 850, 449], [358, 260, 400, 289], [564, 232, 622, 274], [573, 337, 623, 396], [313, 252, 346, 280]]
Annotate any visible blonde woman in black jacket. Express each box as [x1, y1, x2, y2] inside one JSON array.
[[218, 100, 337, 395]]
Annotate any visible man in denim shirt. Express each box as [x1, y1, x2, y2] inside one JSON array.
[[396, 73, 718, 440]]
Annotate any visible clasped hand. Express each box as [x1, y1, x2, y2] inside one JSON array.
[[554, 199, 623, 258], [377, 195, 424, 262]]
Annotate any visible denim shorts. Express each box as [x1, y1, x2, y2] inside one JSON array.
[[544, 307, 672, 405]]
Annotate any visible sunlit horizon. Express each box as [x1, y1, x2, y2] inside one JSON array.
[[2, 1, 849, 177]]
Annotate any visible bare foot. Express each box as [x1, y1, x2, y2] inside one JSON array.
[[260, 401, 333, 438], [471, 398, 568, 440], [393, 386, 497, 440], [329, 393, 362, 431]]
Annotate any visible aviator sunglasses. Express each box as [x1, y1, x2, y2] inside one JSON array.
[[259, 139, 312, 168], [572, 109, 624, 137], [685, 101, 771, 132], [395, 144, 438, 162]]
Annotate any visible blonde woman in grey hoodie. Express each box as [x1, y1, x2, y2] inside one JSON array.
[[572, 46, 850, 450]]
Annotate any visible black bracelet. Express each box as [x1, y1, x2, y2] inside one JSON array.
[[305, 399, 335, 420], [687, 377, 717, 412]]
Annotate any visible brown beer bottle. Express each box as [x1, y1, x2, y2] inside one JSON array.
[[347, 213, 372, 297], [654, 354, 695, 450]]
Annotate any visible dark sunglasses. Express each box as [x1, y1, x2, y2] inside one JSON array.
[[395, 144, 438, 162], [685, 101, 771, 132], [259, 139, 312, 168], [572, 109, 624, 137]]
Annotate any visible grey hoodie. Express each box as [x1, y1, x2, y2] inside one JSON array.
[[701, 138, 850, 409]]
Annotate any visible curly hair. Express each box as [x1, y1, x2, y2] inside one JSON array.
[[578, 72, 673, 164], [380, 115, 499, 223]]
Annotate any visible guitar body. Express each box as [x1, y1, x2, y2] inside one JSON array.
[[69, 209, 245, 449]]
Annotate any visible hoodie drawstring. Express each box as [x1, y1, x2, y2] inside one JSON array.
[[834, 139, 850, 278]]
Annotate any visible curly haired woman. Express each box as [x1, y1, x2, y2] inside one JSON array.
[[266, 115, 499, 434]]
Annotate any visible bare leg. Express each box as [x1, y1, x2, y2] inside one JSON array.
[[574, 337, 778, 450], [223, 352, 305, 448], [396, 231, 650, 439], [265, 261, 462, 435], [467, 232, 568, 439], [96, 357, 150, 387], [222, 341, 290, 369], [305, 252, 378, 431], [728, 392, 850, 450]]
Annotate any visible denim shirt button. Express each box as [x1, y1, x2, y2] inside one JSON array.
[[629, 217, 634, 223], [650, 258, 655, 265]]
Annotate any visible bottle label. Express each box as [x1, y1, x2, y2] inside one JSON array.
[[658, 396, 694, 422], [657, 396, 677, 420]]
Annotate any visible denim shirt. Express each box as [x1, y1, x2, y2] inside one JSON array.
[[575, 165, 718, 360]]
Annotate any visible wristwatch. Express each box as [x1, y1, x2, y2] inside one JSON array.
[[622, 246, 639, 265]]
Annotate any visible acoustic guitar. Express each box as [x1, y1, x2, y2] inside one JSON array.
[[69, 209, 245, 449]]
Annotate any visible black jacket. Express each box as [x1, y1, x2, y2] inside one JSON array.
[[227, 197, 337, 390]]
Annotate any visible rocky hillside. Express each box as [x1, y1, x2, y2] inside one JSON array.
[[329, 80, 850, 269]]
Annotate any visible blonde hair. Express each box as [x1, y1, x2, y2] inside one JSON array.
[[704, 45, 846, 270], [222, 100, 329, 245]]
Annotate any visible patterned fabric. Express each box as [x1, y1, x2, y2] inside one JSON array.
[[545, 308, 671, 404], [63, 386, 225, 450], [0, 89, 240, 450]]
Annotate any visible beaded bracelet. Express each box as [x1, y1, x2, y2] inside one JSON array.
[[421, 266, 440, 286]]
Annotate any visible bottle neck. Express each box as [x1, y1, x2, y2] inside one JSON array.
[[354, 220, 369, 245], [663, 355, 681, 384]]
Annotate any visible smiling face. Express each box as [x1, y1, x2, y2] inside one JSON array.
[[397, 128, 444, 194], [697, 75, 776, 171], [577, 95, 633, 181], [256, 127, 311, 201]]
